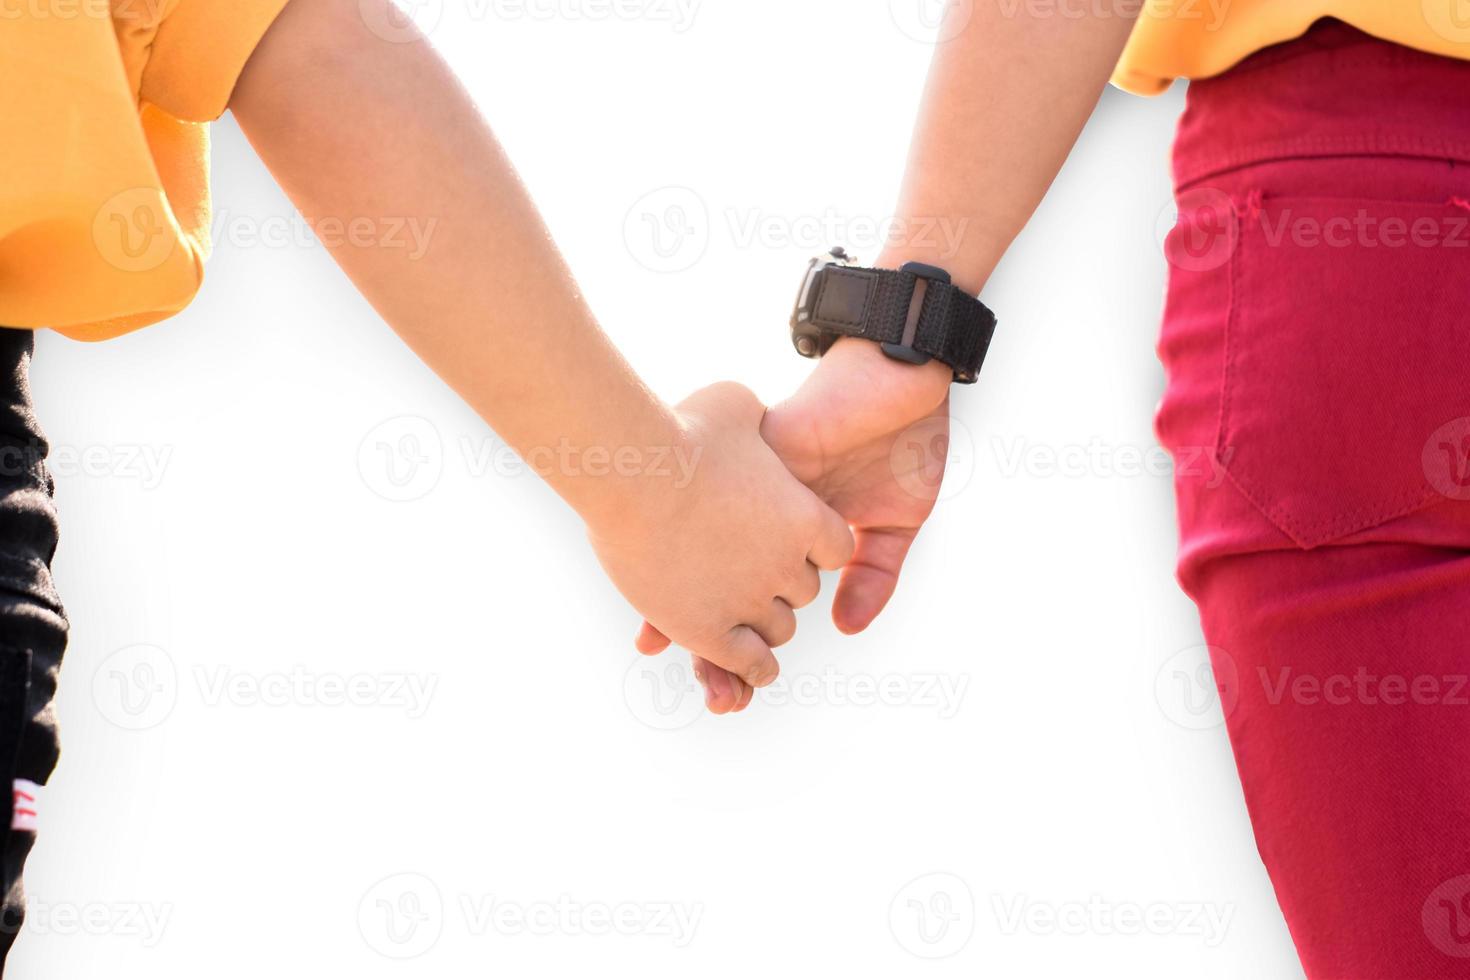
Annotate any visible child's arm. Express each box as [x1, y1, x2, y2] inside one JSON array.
[[230, 0, 853, 699]]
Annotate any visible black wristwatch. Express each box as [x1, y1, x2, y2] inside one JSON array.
[[789, 248, 997, 384]]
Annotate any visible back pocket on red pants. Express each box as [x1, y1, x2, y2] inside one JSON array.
[[1219, 194, 1470, 548]]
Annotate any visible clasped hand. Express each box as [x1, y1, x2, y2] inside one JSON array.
[[591, 338, 954, 715]]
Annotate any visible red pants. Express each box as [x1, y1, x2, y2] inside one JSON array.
[[1158, 20, 1470, 979]]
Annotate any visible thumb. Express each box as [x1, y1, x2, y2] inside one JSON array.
[[832, 526, 918, 635], [807, 499, 856, 571]]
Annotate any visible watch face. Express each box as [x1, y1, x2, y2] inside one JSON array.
[[790, 249, 854, 359]]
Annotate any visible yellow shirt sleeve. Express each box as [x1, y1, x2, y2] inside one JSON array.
[[142, 0, 295, 123], [0, 1, 291, 339]]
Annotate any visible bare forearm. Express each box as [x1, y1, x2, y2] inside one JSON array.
[[231, 0, 676, 527], [877, 3, 1138, 293]]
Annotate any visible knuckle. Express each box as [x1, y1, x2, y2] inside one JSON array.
[[714, 629, 755, 665], [703, 381, 762, 418], [746, 657, 779, 688]]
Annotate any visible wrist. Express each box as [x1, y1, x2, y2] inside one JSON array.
[[541, 406, 698, 540], [873, 243, 998, 298], [820, 335, 952, 403]]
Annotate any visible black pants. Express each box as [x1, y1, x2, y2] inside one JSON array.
[[0, 328, 66, 970]]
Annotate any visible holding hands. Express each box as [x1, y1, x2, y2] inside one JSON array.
[[637, 336, 957, 714], [232, 0, 1002, 721], [586, 382, 854, 706]]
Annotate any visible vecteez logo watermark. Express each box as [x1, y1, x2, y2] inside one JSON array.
[[93, 188, 175, 274], [623, 657, 704, 730], [358, 416, 443, 503], [888, 0, 975, 44], [1424, 874, 1470, 958], [889, 872, 975, 959], [1156, 186, 1238, 273], [1422, 0, 1470, 44], [1424, 417, 1470, 501], [891, 416, 976, 503], [1154, 643, 1239, 731], [92, 644, 179, 732], [359, 873, 444, 959], [623, 186, 971, 274], [358, 873, 702, 958]]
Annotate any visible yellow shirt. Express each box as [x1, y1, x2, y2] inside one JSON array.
[[1114, 2, 1470, 95], [1, 0, 289, 340]]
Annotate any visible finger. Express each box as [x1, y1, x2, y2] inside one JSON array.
[[732, 678, 755, 713], [700, 625, 779, 689], [693, 655, 747, 715], [780, 562, 822, 610], [636, 621, 672, 655], [807, 501, 856, 571], [696, 653, 731, 710], [832, 526, 918, 635], [751, 598, 797, 649]]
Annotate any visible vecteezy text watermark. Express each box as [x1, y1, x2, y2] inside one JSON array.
[[624, 656, 972, 730], [358, 0, 702, 43], [212, 209, 438, 260], [459, 894, 702, 945], [991, 436, 1231, 487], [92, 644, 439, 731], [0, 0, 163, 20], [1259, 666, 1470, 708], [991, 894, 1235, 946], [194, 666, 438, 718], [8, 899, 173, 947], [0, 441, 173, 490], [460, 435, 702, 488], [357, 873, 702, 959], [623, 186, 971, 274], [725, 208, 969, 259], [358, 414, 704, 503]]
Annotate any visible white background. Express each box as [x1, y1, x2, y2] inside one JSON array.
[[14, 1, 1303, 976]]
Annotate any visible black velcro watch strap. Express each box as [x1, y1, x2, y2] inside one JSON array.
[[806, 263, 997, 384]]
